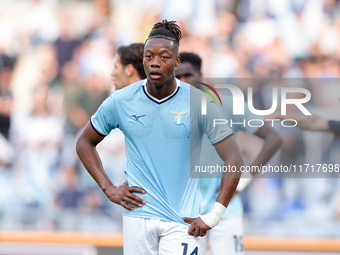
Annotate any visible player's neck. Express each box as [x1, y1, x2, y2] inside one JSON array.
[[146, 75, 177, 100], [129, 75, 142, 85]]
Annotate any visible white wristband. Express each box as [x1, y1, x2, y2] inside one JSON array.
[[236, 172, 253, 193], [200, 202, 226, 228]]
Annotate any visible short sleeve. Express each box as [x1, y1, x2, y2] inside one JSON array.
[[90, 94, 119, 136], [201, 101, 233, 146], [328, 120, 340, 136]]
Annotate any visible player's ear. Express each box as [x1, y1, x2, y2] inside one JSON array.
[[124, 64, 134, 77], [175, 54, 181, 67]]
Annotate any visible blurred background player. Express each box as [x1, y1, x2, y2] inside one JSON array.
[[0, 56, 15, 141], [60, 43, 146, 197], [76, 20, 243, 255], [176, 52, 282, 255], [111, 43, 146, 90], [268, 112, 340, 136]]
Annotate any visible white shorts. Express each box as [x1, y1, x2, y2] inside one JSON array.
[[123, 216, 201, 255], [200, 215, 244, 255]]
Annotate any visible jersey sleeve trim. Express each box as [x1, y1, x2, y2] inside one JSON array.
[[90, 118, 107, 137], [212, 132, 233, 146]]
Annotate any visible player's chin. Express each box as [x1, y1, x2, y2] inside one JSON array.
[[114, 84, 122, 90], [112, 80, 119, 89], [148, 76, 165, 86]]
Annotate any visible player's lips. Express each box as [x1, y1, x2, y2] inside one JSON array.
[[149, 71, 162, 80]]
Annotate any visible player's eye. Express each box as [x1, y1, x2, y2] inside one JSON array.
[[161, 56, 170, 59], [145, 55, 152, 59]]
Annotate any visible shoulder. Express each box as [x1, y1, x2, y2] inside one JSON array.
[[179, 80, 200, 94], [112, 79, 145, 101], [97, 80, 144, 110], [178, 80, 206, 101]]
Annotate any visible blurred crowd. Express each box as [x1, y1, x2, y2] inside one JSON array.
[[0, 0, 339, 235]]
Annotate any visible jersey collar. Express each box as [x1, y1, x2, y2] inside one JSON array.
[[142, 78, 180, 104]]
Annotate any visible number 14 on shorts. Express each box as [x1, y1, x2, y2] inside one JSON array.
[[181, 243, 198, 255]]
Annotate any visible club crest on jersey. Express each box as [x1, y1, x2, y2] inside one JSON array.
[[169, 111, 188, 125]]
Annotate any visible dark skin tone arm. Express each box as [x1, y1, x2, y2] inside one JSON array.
[[76, 122, 146, 210], [182, 135, 243, 237], [250, 123, 282, 173], [267, 111, 330, 132], [216, 123, 282, 195]]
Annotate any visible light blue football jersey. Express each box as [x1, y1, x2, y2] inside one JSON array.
[[91, 79, 233, 224], [199, 93, 263, 217]]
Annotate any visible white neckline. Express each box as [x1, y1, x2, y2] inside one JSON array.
[[142, 78, 180, 103]]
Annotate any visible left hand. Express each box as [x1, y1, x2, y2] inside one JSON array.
[[182, 217, 211, 237]]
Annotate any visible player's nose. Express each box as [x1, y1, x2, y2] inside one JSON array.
[[150, 56, 161, 68]]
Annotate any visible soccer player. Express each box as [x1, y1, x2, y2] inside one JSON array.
[[111, 43, 146, 90], [176, 52, 282, 255], [76, 20, 243, 255], [267, 112, 340, 136]]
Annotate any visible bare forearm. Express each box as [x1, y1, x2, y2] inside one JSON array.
[[252, 126, 282, 170], [76, 139, 113, 192], [216, 157, 243, 207], [298, 115, 329, 131], [75, 123, 146, 211], [213, 136, 243, 207], [270, 113, 329, 131], [291, 115, 322, 130]]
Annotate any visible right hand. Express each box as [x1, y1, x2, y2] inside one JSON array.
[[104, 181, 146, 210]]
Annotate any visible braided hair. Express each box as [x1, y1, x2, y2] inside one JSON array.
[[147, 20, 182, 46]]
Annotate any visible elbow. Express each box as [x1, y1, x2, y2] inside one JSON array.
[[233, 153, 244, 175], [238, 156, 244, 176], [236, 154, 244, 168], [273, 133, 283, 151], [266, 129, 283, 152], [278, 136, 283, 148], [76, 136, 84, 157]]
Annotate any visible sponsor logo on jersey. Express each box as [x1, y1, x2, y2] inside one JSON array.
[[131, 114, 145, 121]]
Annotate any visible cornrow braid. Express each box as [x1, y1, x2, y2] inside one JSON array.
[[147, 20, 182, 45]]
